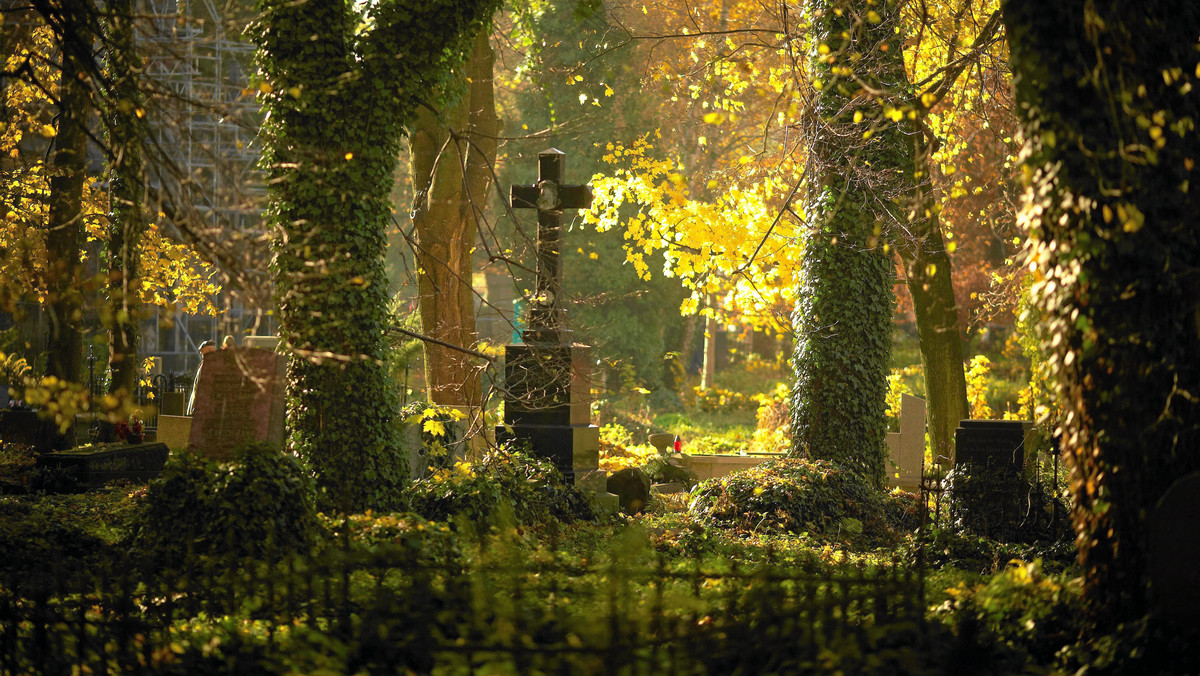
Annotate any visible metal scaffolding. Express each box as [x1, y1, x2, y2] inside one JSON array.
[[139, 0, 271, 375]]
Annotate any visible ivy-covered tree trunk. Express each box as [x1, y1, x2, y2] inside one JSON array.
[[102, 0, 144, 399], [1004, 0, 1200, 631], [43, 5, 89, 390], [253, 0, 498, 511], [790, 0, 907, 488], [410, 29, 497, 409]]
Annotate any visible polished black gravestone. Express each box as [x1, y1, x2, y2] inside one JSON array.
[[950, 419, 1034, 539], [496, 150, 611, 503], [954, 419, 1031, 472]]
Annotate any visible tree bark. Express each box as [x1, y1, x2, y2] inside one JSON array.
[[103, 0, 144, 399], [410, 29, 497, 409], [1004, 0, 1200, 633], [43, 5, 89, 390]]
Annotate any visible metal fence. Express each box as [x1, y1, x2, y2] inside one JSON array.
[[0, 542, 928, 674]]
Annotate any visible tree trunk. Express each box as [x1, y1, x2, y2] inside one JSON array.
[[254, 0, 497, 511], [411, 30, 497, 409], [789, 0, 901, 489], [700, 297, 717, 390], [103, 0, 144, 400], [1004, 0, 1200, 633], [43, 6, 88, 391], [893, 190, 969, 467]]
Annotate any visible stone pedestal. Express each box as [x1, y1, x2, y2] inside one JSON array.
[[496, 340, 616, 510], [156, 415, 193, 451]]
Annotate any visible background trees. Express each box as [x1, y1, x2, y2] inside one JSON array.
[[1004, 0, 1200, 630]]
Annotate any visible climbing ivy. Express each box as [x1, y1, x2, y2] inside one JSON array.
[[789, 0, 913, 488], [251, 0, 499, 512], [1004, 0, 1200, 631]]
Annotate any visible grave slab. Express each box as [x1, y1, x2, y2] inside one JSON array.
[[37, 441, 169, 489]]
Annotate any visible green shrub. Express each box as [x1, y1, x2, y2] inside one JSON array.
[[688, 458, 890, 538], [641, 454, 698, 488], [0, 498, 112, 574], [324, 511, 462, 566], [127, 443, 321, 566], [406, 447, 603, 526], [939, 559, 1083, 665]]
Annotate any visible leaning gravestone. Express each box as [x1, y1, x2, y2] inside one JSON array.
[[1149, 471, 1200, 627], [187, 348, 286, 461]]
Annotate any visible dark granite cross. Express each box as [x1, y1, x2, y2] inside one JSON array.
[[510, 148, 592, 343]]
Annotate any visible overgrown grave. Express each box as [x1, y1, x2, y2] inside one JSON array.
[[497, 148, 618, 512], [948, 419, 1065, 541]]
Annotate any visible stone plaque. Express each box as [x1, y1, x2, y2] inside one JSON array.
[[502, 343, 592, 427], [1150, 471, 1200, 626], [187, 348, 286, 461]]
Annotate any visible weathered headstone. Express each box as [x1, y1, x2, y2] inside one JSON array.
[[607, 467, 651, 514], [886, 394, 926, 490], [187, 348, 286, 461], [1149, 471, 1200, 627], [496, 149, 616, 510], [156, 415, 192, 451]]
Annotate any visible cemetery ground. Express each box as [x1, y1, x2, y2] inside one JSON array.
[[0, 337, 1170, 674]]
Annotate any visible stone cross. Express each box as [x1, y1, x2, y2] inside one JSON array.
[[510, 148, 592, 343]]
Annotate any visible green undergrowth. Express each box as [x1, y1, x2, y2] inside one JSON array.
[[688, 458, 920, 544]]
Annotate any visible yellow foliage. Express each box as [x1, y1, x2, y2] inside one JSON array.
[[2, 26, 220, 316], [966, 355, 994, 419]]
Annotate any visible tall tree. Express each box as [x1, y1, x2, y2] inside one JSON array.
[[893, 6, 1007, 465], [101, 0, 144, 398], [41, 1, 92, 391], [1004, 0, 1200, 631], [252, 0, 498, 511], [410, 29, 497, 409], [789, 0, 906, 488]]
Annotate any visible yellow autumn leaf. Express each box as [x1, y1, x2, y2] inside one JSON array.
[[423, 419, 446, 437]]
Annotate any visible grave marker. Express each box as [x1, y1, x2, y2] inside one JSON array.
[[1150, 471, 1200, 626], [886, 394, 926, 490], [497, 149, 615, 508], [951, 418, 1036, 539], [187, 348, 286, 461]]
